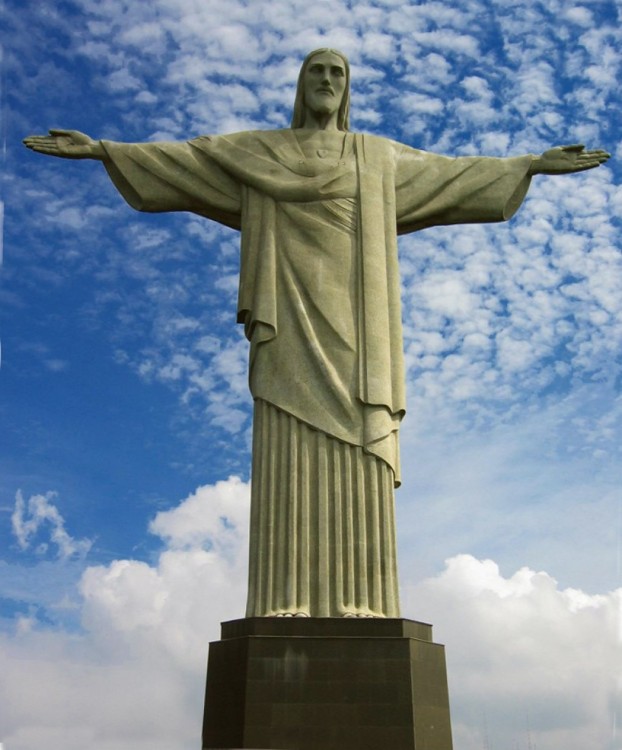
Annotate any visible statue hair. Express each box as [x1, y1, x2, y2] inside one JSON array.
[[290, 49, 350, 131]]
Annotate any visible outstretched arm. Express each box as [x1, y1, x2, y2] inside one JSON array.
[[528, 143, 610, 175], [23, 129, 106, 160]]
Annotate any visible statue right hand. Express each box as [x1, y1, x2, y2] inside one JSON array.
[[23, 129, 105, 160], [528, 144, 610, 175]]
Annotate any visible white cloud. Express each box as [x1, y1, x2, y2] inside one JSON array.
[[563, 6, 593, 28], [412, 30, 480, 57], [148, 476, 249, 550], [79, 479, 250, 659], [1, 478, 250, 749], [106, 67, 142, 93], [2, 495, 619, 750], [118, 20, 167, 50], [11, 491, 93, 560], [402, 555, 620, 750], [399, 91, 445, 116]]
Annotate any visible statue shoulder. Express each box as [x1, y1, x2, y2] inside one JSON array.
[[353, 132, 416, 169], [358, 132, 431, 156], [191, 128, 293, 156]]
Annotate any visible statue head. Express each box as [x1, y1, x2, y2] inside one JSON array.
[[291, 48, 350, 131]]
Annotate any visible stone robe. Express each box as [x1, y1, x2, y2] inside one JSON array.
[[101, 130, 532, 617]]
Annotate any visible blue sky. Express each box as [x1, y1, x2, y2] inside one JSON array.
[[1, 0, 621, 749]]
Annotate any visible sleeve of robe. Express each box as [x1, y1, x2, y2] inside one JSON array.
[[394, 142, 534, 234], [99, 138, 242, 230]]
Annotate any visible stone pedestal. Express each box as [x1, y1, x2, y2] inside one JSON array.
[[202, 617, 453, 750]]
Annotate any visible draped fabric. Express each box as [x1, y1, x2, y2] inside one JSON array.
[[102, 132, 532, 480], [101, 130, 534, 617], [247, 399, 399, 618]]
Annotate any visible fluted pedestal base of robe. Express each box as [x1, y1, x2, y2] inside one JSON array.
[[202, 617, 453, 750], [246, 401, 400, 618]]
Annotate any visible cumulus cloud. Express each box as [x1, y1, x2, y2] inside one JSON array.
[[403, 555, 621, 750], [2, 495, 619, 750], [148, 476, 249, 551], [1, 478, 250, 749], [80, 478, 250, 662]]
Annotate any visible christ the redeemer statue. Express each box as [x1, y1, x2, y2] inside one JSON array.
[[24, 49, 609, 619]]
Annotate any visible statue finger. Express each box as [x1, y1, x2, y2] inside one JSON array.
[[29, 139, 58, 150], [24, 138, 61, 153], [23, 135, 47, 145], [580, 153, 609, 166], [579, 160, 605, 171]]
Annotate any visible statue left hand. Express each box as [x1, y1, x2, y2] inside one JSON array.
[[529, 144, 610, 175], [23, 129, 105, 160]]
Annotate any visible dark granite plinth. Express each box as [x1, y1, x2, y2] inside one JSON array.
[[202, 617, 453, 750]]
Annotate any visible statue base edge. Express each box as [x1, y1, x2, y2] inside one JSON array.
[[202, 616, 453, 750]]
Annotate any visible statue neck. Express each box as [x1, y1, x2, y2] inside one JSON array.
[[300, 109, 341, 131]]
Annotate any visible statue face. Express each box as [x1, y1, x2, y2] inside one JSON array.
[[303, 51, 347, 119]]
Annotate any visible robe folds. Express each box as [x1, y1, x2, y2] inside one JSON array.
[[102, 130, 532, 617]]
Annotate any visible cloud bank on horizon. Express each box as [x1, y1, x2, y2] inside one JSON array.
[[2, 0, 621, 749], [1, 480, 619, 750]]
